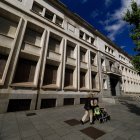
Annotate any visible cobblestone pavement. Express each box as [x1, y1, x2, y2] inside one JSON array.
[[0, 99, 140, 140]]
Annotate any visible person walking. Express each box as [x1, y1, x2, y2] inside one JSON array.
[[80, 95, 93, 125]]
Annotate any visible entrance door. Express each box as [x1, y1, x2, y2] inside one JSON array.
[[110, 76, 118, 96]]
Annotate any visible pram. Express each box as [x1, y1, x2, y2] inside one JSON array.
[[93, 107, 111, 123]]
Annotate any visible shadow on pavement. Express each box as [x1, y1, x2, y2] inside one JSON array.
[[119, 100, 140, 116]]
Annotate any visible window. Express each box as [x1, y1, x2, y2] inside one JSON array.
[[0, 16, 18, 38], [80, 49, 86, 62], [0, 54, 8, 79], [24, 28, 42, 46], [80, 71, 86, 88], [91, 73, 96, 89], [79, 30, 84, 39], [43, 64, 58, 85], [13, 58, 37, 83], [67, 45, 74, 58], [32, 2, 43, 15], [45, 9, 54, 21], [85, 34, 90, 42], [64, 69, 73, 87], [91, 37, 95, 44], [103, 79, 107, 89], [55, 16, 63, 27], [48, 36, 61, 53], [91, 53, 96, 65]]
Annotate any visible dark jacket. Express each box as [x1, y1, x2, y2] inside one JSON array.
[[84, 98, 92, 110]]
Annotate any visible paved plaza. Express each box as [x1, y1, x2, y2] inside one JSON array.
[[0, 99, 140, 140]]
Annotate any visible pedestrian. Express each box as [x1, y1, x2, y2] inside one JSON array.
[[80, 94, 94, 125]]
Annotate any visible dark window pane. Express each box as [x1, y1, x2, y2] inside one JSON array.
[[80, 72, 85, 88], [0, 54, 8, 79], [13, 58, 37, 83], [64, 69, 73, 86], [7, 99, 31, 112], [43, 64, 58, 85]]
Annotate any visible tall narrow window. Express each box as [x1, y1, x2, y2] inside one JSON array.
[[67, 45, 74, 58], [80, 72, 85, 88], [91, 37, 95, 44], [13, 58, 37, 83], [32, 2, 43, 15], [48, 36, 61, 53], [45, 9, 54, 21], [80, 49, 86, 62], [92, 73, 96, 89], [64, 69, 73, 87], [0, 54, 8, 79], [55, 16, 63, 27], [43, 64, 58, 85], [91, 53, 96, 65], [79, 30, 84, 39]]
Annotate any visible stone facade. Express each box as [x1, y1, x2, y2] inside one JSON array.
[[0, 0, 140, 113]]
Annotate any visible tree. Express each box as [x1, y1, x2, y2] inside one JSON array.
[[123, 0, 140, 73]]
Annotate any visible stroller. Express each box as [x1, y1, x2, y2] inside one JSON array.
[[93, 107, 111, 123]]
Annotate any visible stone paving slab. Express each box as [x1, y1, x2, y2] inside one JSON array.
[[0, 100, 140, 140]]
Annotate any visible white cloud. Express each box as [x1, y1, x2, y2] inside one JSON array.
[[101, 0, 140, 41], [81, 0, 88, 4]]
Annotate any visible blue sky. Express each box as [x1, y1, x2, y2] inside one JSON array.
[[59, 0, 140, 56]]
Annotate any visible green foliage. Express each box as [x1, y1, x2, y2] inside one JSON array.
[[123, 0, 140, 72]]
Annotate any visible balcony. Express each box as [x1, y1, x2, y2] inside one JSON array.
[[91, 64, 98, 72], [21, 41, 41, 56], [80, 61, 87, 69], [47, 50, 61, 61], [105, 66, 122, 76], [66, 57, 76, 66], [0, 33, 14, 49]]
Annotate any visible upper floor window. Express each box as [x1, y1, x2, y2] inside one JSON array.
[[48, 34, 61, 53], [45, 9, 54, 21], [79, 30, 84, 39], [32, 2, 43, 15], [80, 49, 86, 62], [55, 16, 63, 27], [67, 45, 74, 58]]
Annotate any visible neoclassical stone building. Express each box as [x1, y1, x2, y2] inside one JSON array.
[[0, 0, 140, 113]]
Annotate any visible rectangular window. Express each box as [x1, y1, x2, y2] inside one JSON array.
[[32, 2, 43, 15], [80, 71, 86, 88], [0, 54, 8, 79], [13, 58, 37, 83], [80, 49, 86, 62], [7, 99, 31, 112], [67, 45, 74, 58], [45, 9, 54, 21], [79, 30, 84, 39], [41, 99, 56, 109], [92, 73, 96, 89], [55, 16, 63, 27], [64, 69, 73, 87], [85, 34, 90, 42], [103, 79, 107, 89], [91, 53, 96, 65], [64, 98, 74, 105], [48, 36, 61, 53], [0, 16, 18, 38], [24, 28, 42, 46], [43, 64, 58, 85], [91, 37, 95, 44]]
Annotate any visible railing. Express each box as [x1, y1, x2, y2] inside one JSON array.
[[102, 66, 122, 75]]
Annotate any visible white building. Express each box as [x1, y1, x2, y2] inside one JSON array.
[[0, 0, 140, 113]]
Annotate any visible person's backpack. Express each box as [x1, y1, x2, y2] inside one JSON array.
[[94, 107, 101, 115]]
